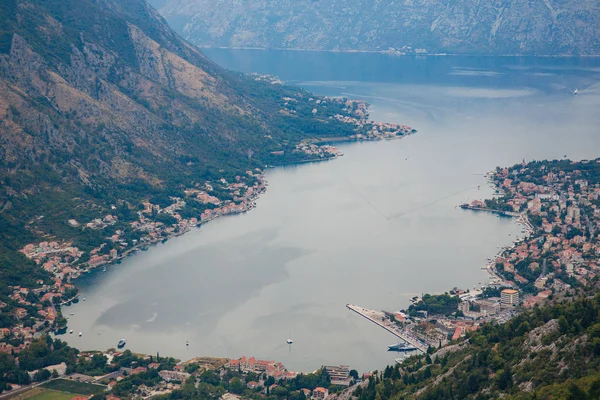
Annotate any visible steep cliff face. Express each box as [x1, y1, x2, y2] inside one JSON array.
[[0, 0, 358, 265], [150, 0, 600, 55]]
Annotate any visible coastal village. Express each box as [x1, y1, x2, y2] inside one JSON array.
[[1, 342, 360, 399]]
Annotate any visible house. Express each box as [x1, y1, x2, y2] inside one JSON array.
[[313, 387, 329, 399], [159, 370, 190, 382], [131, 367, 147, 375]]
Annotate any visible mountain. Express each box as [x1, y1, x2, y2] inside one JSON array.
[[149, 0, 600, 56], [0, 0, 364, 286]]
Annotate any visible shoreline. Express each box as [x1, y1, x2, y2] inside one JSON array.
[[459, 178, 536, 287], [202, 46, 600, 58]]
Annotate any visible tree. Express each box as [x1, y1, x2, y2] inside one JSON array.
[[51, 369, 59, 379], [566, 382, 588, 400], [497, 365, 513, 391], [229, 377, 244, 394]]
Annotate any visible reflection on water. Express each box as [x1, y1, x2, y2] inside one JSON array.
[[62, 52, 600, 372]]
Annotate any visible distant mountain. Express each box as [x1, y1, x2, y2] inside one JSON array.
[[0, 0, 360, 278], [149, 0, 600, 56]]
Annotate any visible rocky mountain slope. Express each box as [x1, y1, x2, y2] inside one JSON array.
[[0, 0, 362, 283], [149, 0, 600, 56]]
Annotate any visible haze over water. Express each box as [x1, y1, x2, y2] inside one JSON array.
[[63, 52, 600, 372]]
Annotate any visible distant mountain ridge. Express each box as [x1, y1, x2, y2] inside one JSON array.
[[149, 0, 600, 56]]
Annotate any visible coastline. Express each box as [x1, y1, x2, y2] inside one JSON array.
[[56, 119, 415, 306], [202, 46, 600, 58]]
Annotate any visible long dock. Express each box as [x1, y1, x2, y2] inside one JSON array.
[[346, 304, 428, 353]]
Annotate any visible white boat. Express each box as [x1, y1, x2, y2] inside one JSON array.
[[69, 329, 73, 334], [286, 338, 293, 345], [78, 332, 82, 337], [573, 89, 578, 95]]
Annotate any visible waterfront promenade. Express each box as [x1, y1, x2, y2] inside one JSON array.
[[346, 304, 428, 353]]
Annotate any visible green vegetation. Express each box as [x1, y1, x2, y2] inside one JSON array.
[[20, 389, 76, 400], [41, 380, 105, 396], [407, 293, 460, 317], [352, 294, 600, 399]]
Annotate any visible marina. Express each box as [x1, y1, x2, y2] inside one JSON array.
[[346, 304, 428, 353]]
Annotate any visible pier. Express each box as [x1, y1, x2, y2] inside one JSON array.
[[346, 304, 428, 353]]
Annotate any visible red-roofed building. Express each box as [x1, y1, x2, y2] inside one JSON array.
[[313, 387, 329, 399], [131, 367, 147, 375]]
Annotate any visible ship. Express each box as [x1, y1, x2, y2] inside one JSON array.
[[388, 342, 416, 352], [117, 338, 127, 348]]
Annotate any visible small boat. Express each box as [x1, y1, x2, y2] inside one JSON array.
[[103, 267, 107, 272], [573, 89, 578, 95], [186, 341, 189, 347], [117, 338, 127, 348], [69, 329, 73, 334], [78, 332, 83, 337], [82, 297, 87, 301], [286, 338, 293, 345]]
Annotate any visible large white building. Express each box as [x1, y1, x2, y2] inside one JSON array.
[[501, 289, 519, 307]]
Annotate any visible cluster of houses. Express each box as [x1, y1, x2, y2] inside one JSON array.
[[488, 161, 600, 292], [9, 172, 267, 353], [226, 356, 296, 380], [294, 143, 343, 159]]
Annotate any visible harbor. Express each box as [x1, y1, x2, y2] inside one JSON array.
[[346, 304, 428, 353]]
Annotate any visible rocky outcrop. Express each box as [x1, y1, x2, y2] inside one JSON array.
[[150, 0, 600, 56]]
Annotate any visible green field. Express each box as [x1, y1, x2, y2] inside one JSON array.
[[11, 388, 74, 400], [25, 389, 75, 400], [41, 379, 105, 396]]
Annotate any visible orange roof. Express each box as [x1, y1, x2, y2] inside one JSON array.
[[502, 289, 518, 294]]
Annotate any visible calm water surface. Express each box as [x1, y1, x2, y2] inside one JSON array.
[[62, 52, 600, 372]]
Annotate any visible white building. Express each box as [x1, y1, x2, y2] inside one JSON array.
[[501, 289, 519, 307]]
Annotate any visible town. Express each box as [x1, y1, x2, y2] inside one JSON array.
[[346, 158, 600, 360]]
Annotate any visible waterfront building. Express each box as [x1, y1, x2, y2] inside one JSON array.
[[501, 289, 519, 307], [458, 301, 470, 313], [324, 365, 351, 386]]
